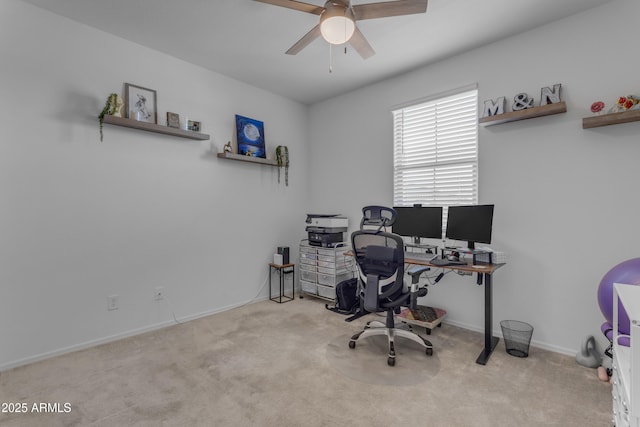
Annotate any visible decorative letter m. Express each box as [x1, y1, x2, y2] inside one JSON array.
[[483, 97, 505, 117]]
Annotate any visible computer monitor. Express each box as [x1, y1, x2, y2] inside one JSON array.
[[392, 206, 443, 241], [445, 204, 494, 250]]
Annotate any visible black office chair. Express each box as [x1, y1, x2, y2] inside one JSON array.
[[348, 229, 433, 366]]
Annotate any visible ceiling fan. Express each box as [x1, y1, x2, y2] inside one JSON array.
[[254, 0, 428, 59]]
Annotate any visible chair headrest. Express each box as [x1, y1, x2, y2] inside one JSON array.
[[361, 206, 397, 229]]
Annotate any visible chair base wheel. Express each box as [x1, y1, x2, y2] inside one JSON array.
[[349, 311, 435, 365]]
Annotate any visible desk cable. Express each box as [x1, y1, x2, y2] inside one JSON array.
[[161, 262, 272, 326], [159, 292, 182, 325], [411, 267, 453, 288]]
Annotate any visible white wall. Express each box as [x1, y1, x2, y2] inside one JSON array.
[[0, 0, 308, 370], [308, 0, 640, 355]]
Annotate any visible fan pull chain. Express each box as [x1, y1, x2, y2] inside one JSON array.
[[329, 43, 333, 73], [343, 8, 348, 56]]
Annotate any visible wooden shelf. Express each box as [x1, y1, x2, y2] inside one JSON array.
[[102, 115, 210, 140], [217, 152, 278, 166], [479, 102, 567, 127], [582, 109, 640, 129]]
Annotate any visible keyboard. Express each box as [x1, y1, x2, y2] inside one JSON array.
[[404, 251, 468, 266], [428, 257, 467, 267]]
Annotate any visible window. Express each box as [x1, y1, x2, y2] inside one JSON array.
[[392, 88, 478, 214]]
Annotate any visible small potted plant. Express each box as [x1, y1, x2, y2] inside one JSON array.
[[98, 93, 122, 141], [275, 145, 289, 186]]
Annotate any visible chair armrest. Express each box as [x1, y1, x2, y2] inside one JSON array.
[[407, 265, 431, 284], [406, 266, 430, 309]]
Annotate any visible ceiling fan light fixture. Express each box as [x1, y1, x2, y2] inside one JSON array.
[[320, 3, 355, 45]]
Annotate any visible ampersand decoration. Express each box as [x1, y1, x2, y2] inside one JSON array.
[[512, 93, 534, 111]]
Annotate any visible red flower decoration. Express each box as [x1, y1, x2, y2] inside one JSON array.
[[591, 101, 605, 113], [625, 99, 635, 109], [618, 97, 627, 105]]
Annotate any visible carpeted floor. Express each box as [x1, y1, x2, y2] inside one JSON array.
[[0, 297, 611, 426]]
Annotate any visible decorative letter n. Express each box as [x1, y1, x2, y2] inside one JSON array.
[[540, 84, 562, 106]]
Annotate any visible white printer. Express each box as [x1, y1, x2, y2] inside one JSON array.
[[305, 214, 348, 247]]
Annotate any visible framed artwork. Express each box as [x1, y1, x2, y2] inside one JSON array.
[[167, 112, 180, 128], [235, 115, 265, 158], [125, 83, 157, 124], [188, 120, 201, 132]]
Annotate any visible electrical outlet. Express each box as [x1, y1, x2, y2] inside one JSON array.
[[154, 287, 164, 301], [107, 294, 119, 311]]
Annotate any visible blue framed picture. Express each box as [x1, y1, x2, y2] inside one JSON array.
[[235, 115, 266, 158]]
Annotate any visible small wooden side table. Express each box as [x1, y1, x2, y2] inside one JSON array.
[[269, 263, 295, 303]]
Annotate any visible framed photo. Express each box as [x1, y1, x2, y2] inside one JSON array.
[[167, 112, 180, 128], [188, 120, 201, 132], [235, 115, 265, 158], [125, 83, 157, 124]]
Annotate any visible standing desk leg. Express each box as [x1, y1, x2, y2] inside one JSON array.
[[475, 272, 499, 365]]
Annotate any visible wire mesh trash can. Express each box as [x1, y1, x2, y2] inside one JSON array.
[[500, 320, 533, 358]]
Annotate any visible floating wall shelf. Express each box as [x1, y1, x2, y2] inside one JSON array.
[[582, 109, 640, 129], [102, 115, 210, 140], [479, 102, 567, 127], [217, 152, 278, 166]]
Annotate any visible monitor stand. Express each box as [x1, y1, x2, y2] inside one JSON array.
[[404, 241, 438, 260], [442, 245, 493, 264], [404, 241, 437, 253]]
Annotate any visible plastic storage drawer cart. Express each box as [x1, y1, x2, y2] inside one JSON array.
[[299, 240, 353, 302]]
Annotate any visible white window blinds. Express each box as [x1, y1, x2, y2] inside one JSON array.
[[393, 89, 478, 208]]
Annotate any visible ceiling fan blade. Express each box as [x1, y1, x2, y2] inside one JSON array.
[[349, 27, 375, 59], [286, 24, 322, 55], [353, 0, 427, 21], [254, 0, 324, 15]]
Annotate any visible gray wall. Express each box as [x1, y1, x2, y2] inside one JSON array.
[[307, 0, 640, 355], [0, 0, 309, 370], [2, 0, 638, 369]]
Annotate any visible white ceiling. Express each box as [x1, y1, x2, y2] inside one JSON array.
[[22, 0, 612, 105]]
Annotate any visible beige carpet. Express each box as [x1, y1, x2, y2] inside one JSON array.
[[0, 297, 612, 426], [326, 331, 442, 386]]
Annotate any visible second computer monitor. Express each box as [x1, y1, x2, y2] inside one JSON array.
[[445, 204, 494, 250], [392, 206, 443, 240]]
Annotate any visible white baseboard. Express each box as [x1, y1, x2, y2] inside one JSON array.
[[0, 296, 268, 372], [443, 318, 576, 358]]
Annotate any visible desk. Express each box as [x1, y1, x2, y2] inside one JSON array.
[[269, 263, 295, 303], [404, 255, 505, 365]]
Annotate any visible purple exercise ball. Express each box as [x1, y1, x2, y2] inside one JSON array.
[[598, 258, 640, 335]]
